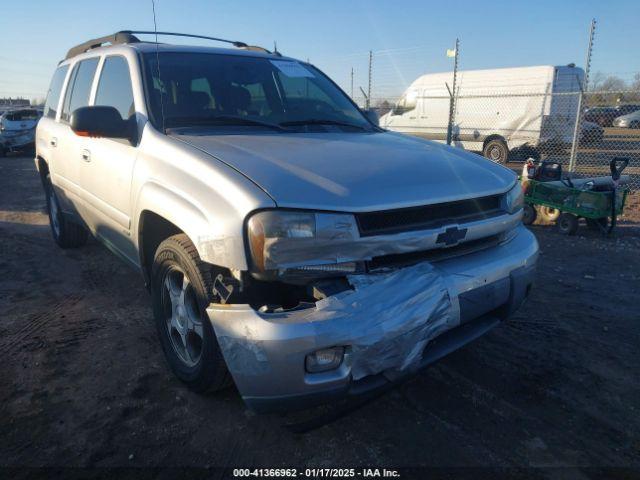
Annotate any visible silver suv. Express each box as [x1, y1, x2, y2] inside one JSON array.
[[36, 31, 538, 412]]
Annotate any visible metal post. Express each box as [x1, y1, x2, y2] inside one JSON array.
[[367, 50, 372, 110], [350, 67, 354, 99], [446, 38, 460, 146], [569, 19, 596, 172], [359, 86, 368, 109]]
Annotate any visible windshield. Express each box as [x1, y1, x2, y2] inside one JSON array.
[[142, 52, 374, 133]]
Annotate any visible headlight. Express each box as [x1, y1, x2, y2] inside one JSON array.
[[503, 183, 524, 214], [247, 210, 359, 272]]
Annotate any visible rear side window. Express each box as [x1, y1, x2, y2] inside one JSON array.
[[43, 66, 69, 119], [5, 110, 41, 121], [61, 58, 99, 123], [95, 56, 135, 120]]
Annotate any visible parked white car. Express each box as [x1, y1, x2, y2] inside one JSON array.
[[613, 110, 640, 129], [0, 108, 42, 156]]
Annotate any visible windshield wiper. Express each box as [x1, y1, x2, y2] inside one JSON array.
[[279, 119, 369, 130], [164, 115, 286, 131]]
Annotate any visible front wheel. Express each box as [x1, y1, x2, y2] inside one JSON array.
[[151, 234, 231, 392], [45, 175, 88, 248], [483, 139, 509, 164], [557, 213, 579, 235]]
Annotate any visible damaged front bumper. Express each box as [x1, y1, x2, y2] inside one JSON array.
[[206, 225, 538, 413], [0, 129, 35, 151]]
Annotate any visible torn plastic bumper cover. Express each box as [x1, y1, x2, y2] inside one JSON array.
[[207, 225, 538, 412]]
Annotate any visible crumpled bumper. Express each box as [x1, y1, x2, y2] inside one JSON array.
[[206, 225, 538, 412], [0, 129, 35, 150]]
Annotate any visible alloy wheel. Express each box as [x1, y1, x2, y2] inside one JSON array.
[[161, 266, 204, 367]]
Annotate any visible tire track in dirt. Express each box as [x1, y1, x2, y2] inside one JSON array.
[[0, 294, 84, 355]]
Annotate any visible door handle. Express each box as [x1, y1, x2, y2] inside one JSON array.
[[81, 149, 91, 162], [50, 137, 57, 147]]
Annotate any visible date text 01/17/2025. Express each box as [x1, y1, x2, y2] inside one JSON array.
[[232, 468, 401, 478]]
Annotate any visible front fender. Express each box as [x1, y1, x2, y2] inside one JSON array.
[[135, 181, 248, 270]]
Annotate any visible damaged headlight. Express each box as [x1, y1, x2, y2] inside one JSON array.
[[246, 210, 360, 273], [503, 183, 524, 214]]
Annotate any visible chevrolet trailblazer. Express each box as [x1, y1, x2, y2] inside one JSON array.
[[35, 31, 538, 412]]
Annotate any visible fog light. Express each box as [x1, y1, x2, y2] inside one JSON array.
[[305, 346, 344, 373]]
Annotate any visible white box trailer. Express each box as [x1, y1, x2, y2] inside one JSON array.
[[380, 65, 591, 162]]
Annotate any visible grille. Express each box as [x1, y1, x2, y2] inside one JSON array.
[[367, 234, 503, 271], [356, 195, 503, 237]]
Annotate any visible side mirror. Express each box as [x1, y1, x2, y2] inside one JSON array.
[[364, 109, 379, 126], [70, 106, 134, 142]]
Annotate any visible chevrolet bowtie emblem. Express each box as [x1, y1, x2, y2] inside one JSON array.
[[436, 226, 468, 246]]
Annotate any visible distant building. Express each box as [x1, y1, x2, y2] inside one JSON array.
[[0, 98, 31, 108]]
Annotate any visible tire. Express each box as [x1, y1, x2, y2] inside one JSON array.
[[556, 213, 579, 235], [151, 234, 231, 393], [45, 174, 88, 248], [523, 204, 537, 225], [586, 217, 608, 231], [483, 138, 509, 164], [539, 206, 560, 222]]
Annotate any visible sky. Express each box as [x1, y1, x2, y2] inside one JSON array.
[[1, 0, 638, 101]]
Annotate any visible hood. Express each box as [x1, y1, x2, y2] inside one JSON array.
[[174, 131, 516, 211]]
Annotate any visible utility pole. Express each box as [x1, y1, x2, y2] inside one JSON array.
[[446, 38, 460, 145], [367, 50, 372, 110], [569, 19, 596, 173], [350, 67, 354, 99]]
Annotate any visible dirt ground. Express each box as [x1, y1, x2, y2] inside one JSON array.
[[1, 154, 639, 479]]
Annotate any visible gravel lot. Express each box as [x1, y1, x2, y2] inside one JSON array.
[[1, 154, 639, 478]]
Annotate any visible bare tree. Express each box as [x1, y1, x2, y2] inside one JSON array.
[[600, 75, 627, 91], [589, 71, 605, 91]]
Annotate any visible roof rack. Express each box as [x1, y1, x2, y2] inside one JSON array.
[[65, 32, 140, 59], [65, 30, 275, 60]]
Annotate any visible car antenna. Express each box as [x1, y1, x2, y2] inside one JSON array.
[[151, 0, 166, 133]]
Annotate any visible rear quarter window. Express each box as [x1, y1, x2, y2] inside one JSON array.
[[43, 65, 69, 119]]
